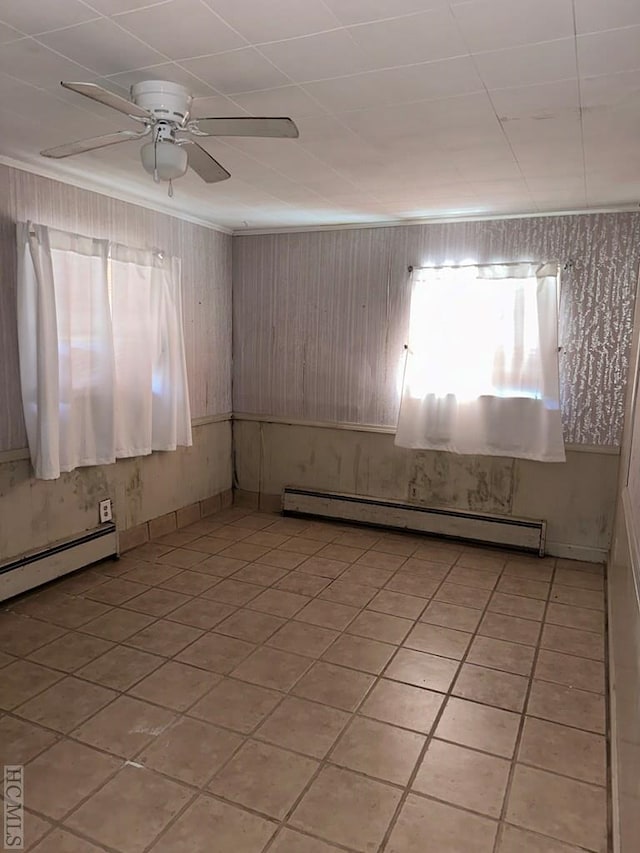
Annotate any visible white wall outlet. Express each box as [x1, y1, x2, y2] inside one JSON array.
[[99, 499, 113, 524]]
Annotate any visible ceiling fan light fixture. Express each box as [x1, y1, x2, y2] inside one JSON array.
[[140, 141, 188, 181]]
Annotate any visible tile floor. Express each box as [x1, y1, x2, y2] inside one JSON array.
[[0, 508, 609, 852]]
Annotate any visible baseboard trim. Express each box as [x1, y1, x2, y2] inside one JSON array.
[[545, 541, 607, 563]]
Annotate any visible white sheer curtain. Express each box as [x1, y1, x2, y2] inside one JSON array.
[[17, 222, 192, 480], [395, 262, 565, 462]]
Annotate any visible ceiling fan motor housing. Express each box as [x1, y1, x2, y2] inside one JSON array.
[[131, 80, 192, 123]]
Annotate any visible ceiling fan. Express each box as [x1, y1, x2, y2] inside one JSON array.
[[40, 80, 299, 192]]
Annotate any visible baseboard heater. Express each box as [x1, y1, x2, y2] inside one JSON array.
[[282, 487, 546, 556], [0, 523, 118, 602]]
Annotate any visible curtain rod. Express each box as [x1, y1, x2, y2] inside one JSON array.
[[408, 259, 573, 273]]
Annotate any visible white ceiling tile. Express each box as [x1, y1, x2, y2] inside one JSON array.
[[0, 38, 94, 86], [502, 114, 582, 147], [303, 56, 483, 111], [451, 0, 574, 53], [106, 62, 218, 97], [0, 22, 24, 43], [577, 26, 640, 77], [191, 94, 249, 117], [575, 0, 640, 34], [580, 69, 640, 109], [85, 0, 173, 12], [203, 0, 342, 42], [474, 38, 576, 89], [0, 0, 98, 34], [181, 47, 289, 93], [323, 0, 447, 26], [231, 85, 328, 118], [37, 18, 166, 75], [347, 7, 468, 67], [489, 79, 580, 120], [115, 0, 246, 60], [258, 30, 372, 81]]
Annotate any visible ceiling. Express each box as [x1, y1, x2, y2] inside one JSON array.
[[0, 0, 639, 231]]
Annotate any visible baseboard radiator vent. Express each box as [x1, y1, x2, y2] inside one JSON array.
[[0, 523, 118, 602], [282, 487, 546, 556]]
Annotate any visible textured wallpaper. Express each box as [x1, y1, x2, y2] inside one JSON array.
[[0, 164, 232, 452], [234, 213, 640, 446]]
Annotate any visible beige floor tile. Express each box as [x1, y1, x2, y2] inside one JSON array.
[[126, 619, 203, 656], [167, 597, 236, 629], [506, 764, 607, 851], [488, 592, 545, 620], [386, 793, 498, 852], [550, 585, 604, 611], [244, 530, 291, 549], [404, 623, 472, 659], [27, 740, 119, 819], [331, 716, 425, 785], [156, 548, 211, 569], [297, 556, 349, 579], [402, 557, 450, 578], [72, 695, 175, 758], [77, 644, 163, 690], [293, 661, 374, 711], [367, 589, 427, 619], [176, 632, 256, 673], [372, 535, 421, 558], [122, 563, 183, 585], [412, 544, 461, 564], [346, 610, 413, 644], [181, 535, 228, 555], [196, 554, 248, 578], [256, 695, 349, 758], [554, 568, 604, 590], [129, 660, 222, 711], [189, 677, 281, 733], [435, 697, 521, 758], [541, 624, 604, 661], [149, 794, 277, 853], [208, 740, 318, 818], [84, 577, 148, 605], [249, 588, 311, 617], [496, 576, 550, 600], [30, 828, 106, 852], [478, 612, 541, 646], [27, 632, 113, 672], [278, 537, 325, 557], [123, 587, 191, 617], [413, 738, 510, 817], [214, 608, 286, 642], [276, 572, 331, 596], [360, 678, 443, 733], [434, 582, 492, 610], [16, 594, 112, 629], [518, 717, 607, 785], [66, 765, 192, 853], [336, 530, 382, 549], [446, 566, 499, 590], [322, 633, 396, 674], [257, 549, 311, 570], [295, 598, 359, 630], [384, 572, 439, 597], [545, 602, 604, 633], [457, 552, 506, 572], [203, 578, 264, 605], [231, 562, 288, 585], [527, 680, 606, 733], [0, 661, 62, 710], [385, 648, 458, 692], [79, 608, 154, 641], [159, 569, 220, 595], [318, 543, 366, 563], [420, 600, 482, 632], [0, 650, 14, 668], [340, 564, 395, 588], [497, 824, 587, 853], [320, 579, 377, 608], [138, 717, 244, 786], [356, 550, 406, 571], [232, 646, 312, 691], [0, 613, 66, 656], [534, 650, 605, 694], [467, 635, 535, 676], [15, 675, 116, 733], [156, 531, 200, 548], [0, 716, 58, 764], [453, 663, 529, 712], [291, 765, 401, 852], [266, 620, 339, 658], [269, 828, 344, 852]]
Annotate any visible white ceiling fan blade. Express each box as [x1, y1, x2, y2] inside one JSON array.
[[185, 142, 231, 183], [61, 81, 151, 119], [191, 117, 299, 138], [41, 130, 144, 159]]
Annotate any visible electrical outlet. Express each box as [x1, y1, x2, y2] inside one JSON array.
[[99, 499, 113, 524]]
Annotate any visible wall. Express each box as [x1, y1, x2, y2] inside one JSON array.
[[233, 213, 640, 558], [0, 164, 232, 562]]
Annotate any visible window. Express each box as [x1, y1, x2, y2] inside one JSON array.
[[17, 222, 192, 480], [395, 262, 565, 462]]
